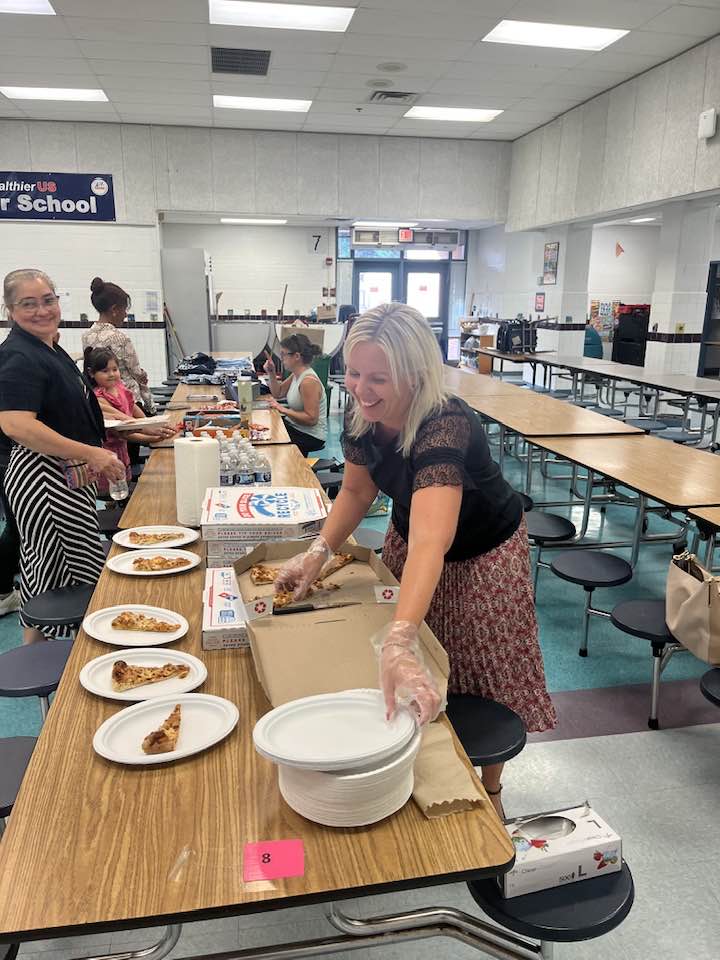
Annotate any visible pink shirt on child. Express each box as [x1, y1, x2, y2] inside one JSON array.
[[93, 382, 135, 492]]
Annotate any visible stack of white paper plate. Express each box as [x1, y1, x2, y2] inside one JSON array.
[[253, 689, 420, 827]]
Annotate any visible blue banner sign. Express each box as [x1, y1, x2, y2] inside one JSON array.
[[0, 172, 116, 221]]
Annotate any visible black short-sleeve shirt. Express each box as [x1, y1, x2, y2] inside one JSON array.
[[342, 396, 522, 561], [0, 325, 104, 460]]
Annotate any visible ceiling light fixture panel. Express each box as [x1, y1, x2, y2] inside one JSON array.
[[213, 94, 311, 111], [404, 105, 502, 122], [482, 20, 628, 51], [209, 0, 354, 32], [628, 217, 657, 223], [0, 86, 108, 101], [0, 1, 55, 13], [221, 217, 288, 224]]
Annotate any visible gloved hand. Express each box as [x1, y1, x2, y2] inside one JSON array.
[[274, 536, 334, 601], [372, 620, 443, 726]]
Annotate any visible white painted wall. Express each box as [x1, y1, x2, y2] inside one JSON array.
[[160, 223, 334, 316], [588, 225, 660, 308], [466, 226, 540, 319]]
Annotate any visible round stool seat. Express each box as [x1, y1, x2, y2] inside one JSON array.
[[517, 492, 533, 512], [316, 470, 344, 489], [610, 599, 672, 642], [311, 458, 341, 474], [525, 512, 576, 543], [588, 407, 624, 418], [700, 669, 720, 707], [527, 385, 550, 394], [549, 389, 572, 399], [352, 527, 386, 552], [0, 736, 37, 817], [550, 551, 632, 589], [97, 508, 124, 535], [624, 419, 667, 432], [572, 399, 597, 408], [468, 862, 634, 944], [0, 640, 73, 698], [22, 584, 94, 629], [446, 694, 526, 766], [659, 429, 698, 444]]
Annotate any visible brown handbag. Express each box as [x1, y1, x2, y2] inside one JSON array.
[[665, 551, 720, 665]]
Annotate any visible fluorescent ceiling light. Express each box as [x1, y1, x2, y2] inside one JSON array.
[[209, 1, 354, 32], [221, 218, 288, 224], [629, 217, 657, 223], [482, 20, 628, 51], [0, 86, 107, 101], [353, 221, 418, 228], [404, 105, 502, 122], [0, 1, 55, 13], [213, 94, 311, 112]]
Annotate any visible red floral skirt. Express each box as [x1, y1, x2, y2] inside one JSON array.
[[382, 517, 557, 734]]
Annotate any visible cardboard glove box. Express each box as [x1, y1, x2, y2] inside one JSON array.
[[232, 541, 449, 708]]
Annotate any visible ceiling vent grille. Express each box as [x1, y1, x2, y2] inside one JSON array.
[[368, 90, 417, 105], [211, 47, 271, 76]]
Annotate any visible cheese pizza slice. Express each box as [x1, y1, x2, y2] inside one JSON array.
[[128, 531, 182, 546], [141, 704, 182, 755], [111, 611, 180, 633], [132, 555, 190, 572], [111, 660, 190, 692]]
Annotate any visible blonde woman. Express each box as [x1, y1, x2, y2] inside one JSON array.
[[275, 303, 556, 817]]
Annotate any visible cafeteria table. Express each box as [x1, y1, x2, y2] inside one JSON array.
[[0, 409, 518, 958], [688, 506, 720, 566], [442, 367, 525, 401]]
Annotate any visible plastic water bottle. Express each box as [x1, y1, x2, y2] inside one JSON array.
[[109, 476, 129, 501], [219, 456, 233, 486], [256, 453, 272, 484], [237, 455, 253, 485]]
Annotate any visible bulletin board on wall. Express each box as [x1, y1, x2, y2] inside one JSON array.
[[542, 242, 559, 285], [589, 300, 621, 341]]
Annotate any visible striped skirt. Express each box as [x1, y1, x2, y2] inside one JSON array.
[[5, 446, 105, 638], [382, 517, 557, 734]]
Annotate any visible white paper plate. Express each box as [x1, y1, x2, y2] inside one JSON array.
[[79, 648, 207, 701], [93, 693, 239, 765], [106, 549, 200, 577], [112, 526, 199, 550], [82, 604, 189, 646], [253, 689, 416, 772]]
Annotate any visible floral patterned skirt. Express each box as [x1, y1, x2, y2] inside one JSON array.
[[382, 517, 557, 734]]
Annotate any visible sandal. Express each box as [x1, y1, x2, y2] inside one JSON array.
[[484, 784, 506, 822]]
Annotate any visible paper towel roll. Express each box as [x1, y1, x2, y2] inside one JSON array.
[[174, 436, 220, 527]]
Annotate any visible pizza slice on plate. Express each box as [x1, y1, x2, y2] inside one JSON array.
[[141, 704, 182, 755], [133, 555, 190, 572], [111, 660, 190, 692], [128, 531, 182, 546], [111, 611, 180, 633]]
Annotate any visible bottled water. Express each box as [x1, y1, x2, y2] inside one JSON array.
[[219, 456, 233, 486]]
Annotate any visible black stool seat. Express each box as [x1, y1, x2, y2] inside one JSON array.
[[0, 640, 73, 697], [517, 492, 533, 512], [352, 527, 386, 552], [0, 736, 37, 817], [446, 694, 526, 766], [22, 584, 94, 629], [572, 399, 597, 408], [311, 458, 341, 474], [97, 507, 124, 535], [700, 669, 720, 707], [525, 512, 576, 543], [527, 385, 550, 393], [468, 862, 634, 944], [659, 429, 698, 444], [551, 550, 632, 588], [610, 599, 672, 641], [316, 470, 344, 489], [624, 419, 667, 432], [588, 407, 624, 418], [549, 389, 572, 398]]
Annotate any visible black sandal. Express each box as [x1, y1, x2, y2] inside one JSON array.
[[484, 784, 506, 821]]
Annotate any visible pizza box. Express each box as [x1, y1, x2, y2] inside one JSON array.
[[201, 567, 249, 650], [501, 803, 622, 898], [232, 541, 449, 707], [206, 539, 262, 560], [200, 487, 327, 541]]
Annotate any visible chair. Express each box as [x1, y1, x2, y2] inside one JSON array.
[[311, 354, 332, 416], [610, 599, 683, 729], [446, 694, 526, 768], [0, 736, 37, 825], [0, 640, 73, 721], [700, 668, 720, 707], [468, 862, 634, 954], [22, 583, 95, 641], [525, 512, 577, 591], [550, 551, 633, 656]]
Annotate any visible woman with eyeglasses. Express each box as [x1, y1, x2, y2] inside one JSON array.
[[0, 269, 125, 644], [81, 277, 156, 413], [263, 333, 328, 457]]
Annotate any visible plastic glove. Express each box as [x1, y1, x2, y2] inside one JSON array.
[[274, 535, 334, 601], [372, 620, 443, 726]]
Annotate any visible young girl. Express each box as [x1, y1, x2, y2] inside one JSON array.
[[83, 347, 169, 495]]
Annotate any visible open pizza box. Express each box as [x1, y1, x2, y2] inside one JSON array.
[[232, 541, 449, 708]]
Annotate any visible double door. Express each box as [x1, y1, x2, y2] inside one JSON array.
[[353, 261, 449, 355]]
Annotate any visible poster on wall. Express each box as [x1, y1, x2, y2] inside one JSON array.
[[542, 241, 560, 285], [0, 172, 116, 221], [589, 299, 621, 341], [534, 292, 545, 312]]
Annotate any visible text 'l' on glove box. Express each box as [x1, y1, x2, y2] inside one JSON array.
[[501, 803, 622, 898]]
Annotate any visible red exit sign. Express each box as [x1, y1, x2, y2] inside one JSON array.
[[398, 228, 414, 242]]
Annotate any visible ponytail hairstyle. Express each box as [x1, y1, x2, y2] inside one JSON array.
[[84, 346, 118, 385], [280, 333, 322, 365], [90, 276, 130, 315]]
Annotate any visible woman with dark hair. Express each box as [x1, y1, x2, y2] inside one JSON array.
[[0, 269, 125, 643], [81, 277, 155, 413], [263, 333, 327, 456]]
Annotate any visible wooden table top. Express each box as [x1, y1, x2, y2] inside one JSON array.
[[467, 391, 643, 437], [532, 434, 720, 509], [443, 367, 524, 399], [538, 354, 720, 398], [159, 383, 290, 446], [688, 506, 720, 528], [0, 418, 513, 941]]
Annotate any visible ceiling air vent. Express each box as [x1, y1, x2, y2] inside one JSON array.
[[211, 47, 271, 76], [368, 90, 417, 105]]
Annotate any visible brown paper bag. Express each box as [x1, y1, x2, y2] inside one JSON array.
[[666, 551, 720, 665], [412, 722, 485, 818]]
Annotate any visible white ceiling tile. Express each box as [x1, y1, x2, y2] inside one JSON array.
[[211, 81, 319, 99], [212, 115, 304, 131], [644, 4, 720, 34], [418, 92, 519, 109], [323, 73, 438, 94], [339, 34, 474, 61], [208, 25, 343, 54], [347, 9, 500, 42], [64, 17, 210, 45], [314, 86, 382, 102], [97, 61, 210, 81], [20, 103, 120, 121], [110, 92, 211, 108], [264, 69, 328, 87], [0, 12, 73, 38], [0, 70, 95, 88], [54, 0, 207, 22], [0, 55, 94, 78], [504, 0, 672, 30], [118, 106, 213, 121], [0, 38, 82, 57], [429, 77, 549, 99], [359, 0, 517, 14], [326, 55, 449, 78], [77, 40, 209, 64], [609, 30, 703, 57], [444, 62, 564, 85], [536, 81, 609, 99], [465, 42, 590, 68], [576, 49, 664, 72], [99, 77, 212, 96], [269, 51, 335, 71]]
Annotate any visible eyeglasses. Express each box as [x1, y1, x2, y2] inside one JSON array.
[[280, 350, 298, 359], [13, 295, 60, 312]]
